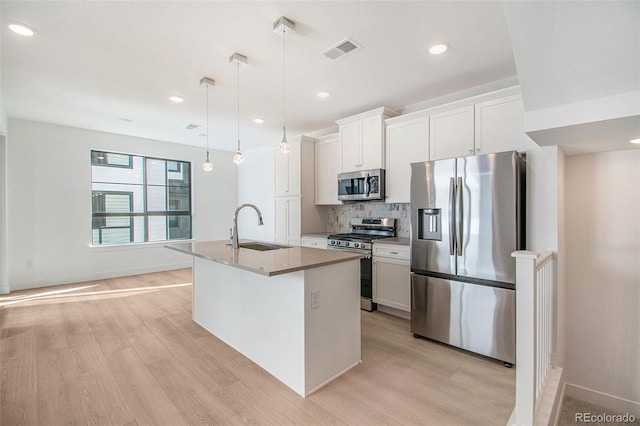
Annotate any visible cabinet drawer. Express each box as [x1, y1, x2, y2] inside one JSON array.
[[373, 244, 409, 260], [301, 237, 328, 250]]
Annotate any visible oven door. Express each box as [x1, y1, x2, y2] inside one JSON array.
[[360, 256, 376, 311]]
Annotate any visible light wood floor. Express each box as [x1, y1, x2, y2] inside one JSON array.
[[1, 269, 515, 425]]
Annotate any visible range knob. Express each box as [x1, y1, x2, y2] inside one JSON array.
[[353, 243, 361, 248], [329, 240, 335, 245], [344, 242, 350, 247]]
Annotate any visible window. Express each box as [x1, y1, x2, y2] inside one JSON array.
[[91, 150, 192, 246]]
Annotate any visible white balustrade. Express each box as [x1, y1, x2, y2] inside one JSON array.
[[511, 250, 558, 426]]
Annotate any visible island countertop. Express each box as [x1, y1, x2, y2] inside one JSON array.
[[166, 240, 362, 277]]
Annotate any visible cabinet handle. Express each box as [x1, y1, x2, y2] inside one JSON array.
[[468, 149, 474, 154], [476, 148, 481, 153], [390, 251, 398, 254]]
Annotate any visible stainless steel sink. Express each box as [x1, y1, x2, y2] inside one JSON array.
[[228, 242, 291, 251]]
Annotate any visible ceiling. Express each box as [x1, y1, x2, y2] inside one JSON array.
[[1, 1, 518, 152]]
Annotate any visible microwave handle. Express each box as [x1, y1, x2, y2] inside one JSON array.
[[364, 173, 370, 197]]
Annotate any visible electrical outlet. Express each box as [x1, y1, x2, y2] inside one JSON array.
[[310, 290, 320, 309]]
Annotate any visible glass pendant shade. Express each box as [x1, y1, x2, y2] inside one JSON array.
[[233, 150, 245, 164], [279, 128, 290, 154], [202, 151, 213, 171]]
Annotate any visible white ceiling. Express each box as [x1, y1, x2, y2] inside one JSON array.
[[1, 1, 518, 152]]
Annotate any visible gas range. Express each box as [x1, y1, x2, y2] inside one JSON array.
[[327, 218, 397, 255], [327, 218, 396, 312]]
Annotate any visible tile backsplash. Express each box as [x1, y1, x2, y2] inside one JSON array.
[[324, 202, 410, 237]]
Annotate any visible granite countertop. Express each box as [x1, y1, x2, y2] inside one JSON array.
[[375, 237, 410, 246], [166, 240, 362, 277]]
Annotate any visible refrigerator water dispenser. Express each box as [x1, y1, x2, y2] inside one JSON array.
[[417, 208, 441, 241]]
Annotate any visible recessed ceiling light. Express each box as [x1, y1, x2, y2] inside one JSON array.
[[429, 42, 449, 55], [169, 95, 184, 103], [316, 91, 331, 98], [630, 138, 640, 144], [8, 22, 36, 36], [253, 118, 264, 124]]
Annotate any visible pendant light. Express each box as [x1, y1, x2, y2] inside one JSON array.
[[230, 53, 247, 165], [274, 16, 295, 154], [199, 76, 215, 171]]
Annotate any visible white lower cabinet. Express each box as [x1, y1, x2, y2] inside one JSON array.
[[372, 244, 410, 312], [301, 236, 328, 250], [275, 196, 302, 246]]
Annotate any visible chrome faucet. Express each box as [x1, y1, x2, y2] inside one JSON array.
[[230, 203, 264, 249]]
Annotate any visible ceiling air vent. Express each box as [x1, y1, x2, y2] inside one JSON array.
[[322, 38, 362, 61]]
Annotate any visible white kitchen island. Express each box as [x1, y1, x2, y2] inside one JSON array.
[[166, 240, 362, 397]]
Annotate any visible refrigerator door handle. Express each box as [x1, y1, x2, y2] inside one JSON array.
[[449, 177, 456, 255], [456, 177, 463, 256]]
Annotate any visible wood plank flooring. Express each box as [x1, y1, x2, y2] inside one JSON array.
[[0, 269, 515, 425]]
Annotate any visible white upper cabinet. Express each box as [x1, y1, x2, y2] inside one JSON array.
[[274, 140, 301, 196], [384, 114, 429, 203], [314, 133, 342, 205], [336, 107, 398, 173], [474, 94, 536, 154], [429, 105, 475, 160], [339, 122, 362, 172]]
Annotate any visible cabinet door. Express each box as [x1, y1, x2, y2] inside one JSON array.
[[360, 116, 383, 170], [286, 197, 301, 245], [385, 118, 429, 203], [372, 257, 411, 312], [274, 198, 288, 244], [429, 105, 474, 160], [274, 143, 300, 196], [340, 121, 361, 172], [474, 95, 536, 154], [275, 197, 301, 245], [315, 136, 342, 205]]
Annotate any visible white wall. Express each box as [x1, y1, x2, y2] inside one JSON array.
[[525, 145, 566, 367], [7, 119, 237, 291], [565, 149, 640, 412], [236, 144, 275, 242], [0, 135, 8, 294]]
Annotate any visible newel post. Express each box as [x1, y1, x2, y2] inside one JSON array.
[[512, 250, 538, 426]]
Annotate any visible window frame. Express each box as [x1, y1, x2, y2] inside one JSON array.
[[90, 150, 193, 247]]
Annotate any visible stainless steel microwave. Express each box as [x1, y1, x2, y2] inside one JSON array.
[[337, 169, 385, 201]]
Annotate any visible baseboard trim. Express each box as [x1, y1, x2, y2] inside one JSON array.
[[8, 261, 193, 292], [377, 304, 411, 320], [564, 383, 640, 418]]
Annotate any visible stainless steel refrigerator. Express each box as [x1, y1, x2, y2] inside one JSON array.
[[410, 151, 525, 364]]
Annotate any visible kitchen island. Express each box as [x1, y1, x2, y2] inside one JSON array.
[[166, 240, 362, 397]]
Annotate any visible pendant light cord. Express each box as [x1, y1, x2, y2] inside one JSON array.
[[282, 26, 287, 142], [206, 84, 210, 157], [237, 61, 240, 152]]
